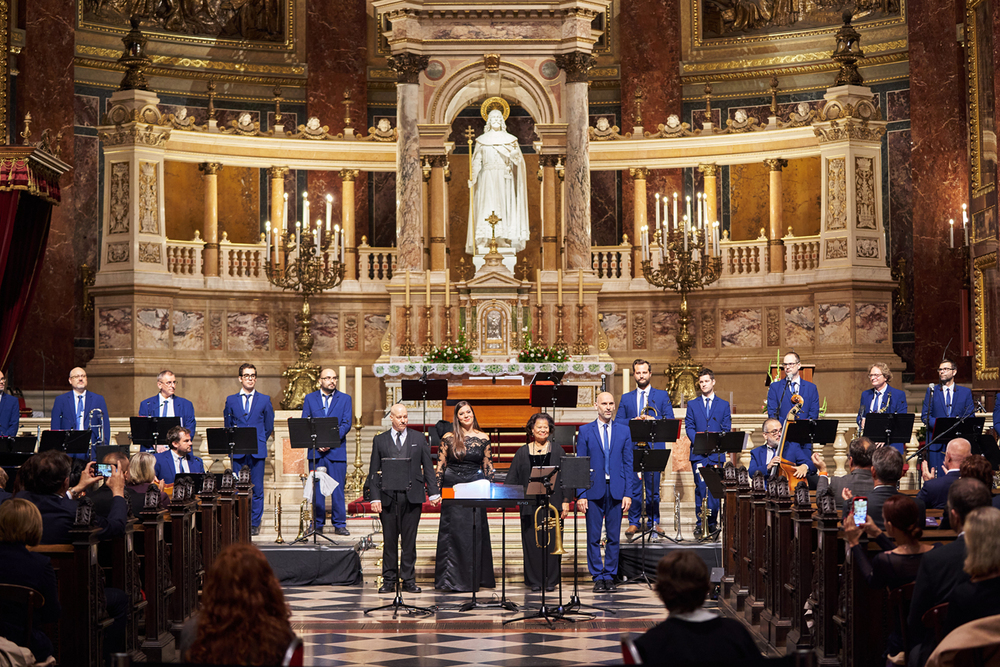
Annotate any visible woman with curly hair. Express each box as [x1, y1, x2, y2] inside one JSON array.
[[184, 542, 295, 664]]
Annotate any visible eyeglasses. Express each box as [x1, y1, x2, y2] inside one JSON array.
[[240, 374, 257, 379], [869, 373, 884, 378], [70, 374, 87, 379], [320, 376, 336, 381], [764, 429, 782, 435], [159, 380, 177, 385]]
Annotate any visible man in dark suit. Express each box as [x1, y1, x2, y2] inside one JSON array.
[[908, 477, 992, 665], [138, 370, 197, 452], [921, 360, 975, 476], [747, 418, 783, 478], [578, 392, 633, 592], [857, 362, 908, 453], [154, 426, 206, 484], [845, 445, 922, 529], [685, 368, 731, 533], [813, 437, 875, 510], [369, 404, 439, 594], [767, 352, 819, 474], [616, 359, 673, 538], [301, 367, 353, 536], [916, 438, 970, 509], [223, 363, 274, 536], [50, 367, 111, 459], [0, 370, 19, 437]]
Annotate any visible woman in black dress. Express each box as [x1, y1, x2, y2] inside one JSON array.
[[434, 401, 496, 592], [506, 412, 570, 592]]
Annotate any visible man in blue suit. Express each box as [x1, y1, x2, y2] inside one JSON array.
[[616, 359, 673, 538], [301, 367, 353, 536], [766, 352, 819, 475], [685, 368, 732, 533], [0, 370, 19, 437], [223, 363, 274, 535], [920, 360, 975, 475], [916, 438, 970, 509], [857, 362, 908, 454], [577, 392, 633, 592], [153, 426, 206, 484], [50, 367, 111, 460], [138, 370, 197, 452], [747, 419, 784, 478]]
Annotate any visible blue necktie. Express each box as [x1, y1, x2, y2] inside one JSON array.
[[704, 397, 711, 419], [602, 423, 610, 478], [323, 395, 330, 415], [243, 394, 250, 415], [161, 400, 167, 417], [945, 388, 952, 416], [77, 395, 84, 429]]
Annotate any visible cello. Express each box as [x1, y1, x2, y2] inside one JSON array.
[[770, 393, 805, 486]]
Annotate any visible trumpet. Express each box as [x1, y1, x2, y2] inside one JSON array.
[[634, 403, 658, 448], [294, 497, 311, 541], [274, 493, 284, 544], [534, 503, 567, 555]]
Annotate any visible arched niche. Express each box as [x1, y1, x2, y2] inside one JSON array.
[[428, 60, 558, 127]]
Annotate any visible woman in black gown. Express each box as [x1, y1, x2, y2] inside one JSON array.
[[434, 401, 496, 591], [506, 412, 570, 592]]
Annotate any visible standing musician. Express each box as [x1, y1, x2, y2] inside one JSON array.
[[685, 368, 731, 534], [766, 352, 818, 478], [50, 367, 111, 460], [0, 370, 19, 437], [138, 369, 197, 452], [616, 359, 673, 538], [223, 363, 274, 536], [857, 362, 908, 453], [301, 368, 353, 536], [920, 360, 974, 475]]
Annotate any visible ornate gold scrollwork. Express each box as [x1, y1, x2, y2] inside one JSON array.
[[973, 252, 999, 381]]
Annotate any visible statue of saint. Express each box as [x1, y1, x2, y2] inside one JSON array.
[[466, 108, 530, 257]]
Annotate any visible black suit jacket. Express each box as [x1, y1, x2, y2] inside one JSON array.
[[0, 542, 61, 659], [908, 534, 968, 647], [844, 485, 925, 530], [368, 428, 439, 508], [916, 470, 959, 510], [15, 490, 128, 544]]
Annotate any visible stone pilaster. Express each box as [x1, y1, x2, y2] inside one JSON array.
[[630, 167, 650, 271], [389, 53, 429, 271], [199, 162, 223, 277], [763, 159, 787, 274], [556, 51, 596, 271], [340, 169, 359, 280]]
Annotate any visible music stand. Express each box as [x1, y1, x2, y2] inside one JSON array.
[[0, 436, 36, 469], [862, 413, 915, 447], [287, 416, 341, 545], [401, 377, 448, 443], [972, 430, 1000, 468], [558, 454, 614, 617], [205, 426, 258, 474], [627, 418, 680, 546], [691, 431, 745, 541], [530, 372, 565, 385], [94, 445, 131, 462], [39, 430, 91, 456], [129, 416, 181, 451], [365, 457, 435, 618]]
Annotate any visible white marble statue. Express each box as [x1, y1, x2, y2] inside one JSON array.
[[466, 109, 530, 259]]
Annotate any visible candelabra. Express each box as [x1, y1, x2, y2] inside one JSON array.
[[571, 304, 589, 355], [398, 306, 417, 357], [345, 416, 365, 496], [534, 303, 545, 346], [641, 228, 722, 405], [553, 305, 568, 351], [444, 304, 453, 342], [421, 305, 434, 355], [265, 221, 345, 409]]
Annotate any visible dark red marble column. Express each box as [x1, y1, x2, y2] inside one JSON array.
[[306, 0, 368, 247], [619, 0, 683, 253], [909, 0, 968, 382]]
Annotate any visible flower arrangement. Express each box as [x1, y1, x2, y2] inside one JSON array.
[[423, 334, 473, 364], [518, 334, 569, 363]]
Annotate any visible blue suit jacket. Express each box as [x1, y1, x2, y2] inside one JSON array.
[[0, 393, 18, 437], [857, 385, 908, 425], [153, 449, 207, 484], [615, 387, 674, 448], [685, 395, 732, 465], [916, 470, 959, 510], [577, 419, 633, 502], [747, 445, 776, 478], [767, 378, 819, 423], [223, 392, 274, 459], [139, 395, 197, 436], [50, 390, 111, 456], [301, 390, 353, 463], [921, 385, 975, 447]]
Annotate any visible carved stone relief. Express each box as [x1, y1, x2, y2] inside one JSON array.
[[826, 157, 846, 231], [138, 243, 161, 264], [855, 156, 876, 229], [766, 307, 780, 347], [856, 237, 880, 259], [632, 311, 647, 349], [109, 162, 129, 234], [107, 242, 130, 263], [344, 314, 359, 351], [138, 161, 159, 235], [80, 0, 285, 42], [701, 310, 716, 348], [825, 237, 848, 259]]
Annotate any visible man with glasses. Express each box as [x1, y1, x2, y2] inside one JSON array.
[[765, 352, 819, 478], [0, 370, 18, 437], [223, 363, 274, 536], [856, 362, 908, 453], [748, 418, 786, 478], [301, 368, 353, 536], [138, 370, 197, 452], [920, 360, 974, 476], [50, 367, 111, 459]]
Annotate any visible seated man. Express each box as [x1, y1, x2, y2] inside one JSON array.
[[813, 437, 874, 510], [917, 438, 971, 509], [746, 418, 810, 480], [154, 426, 205, 485], [844, 446, 923, 529]]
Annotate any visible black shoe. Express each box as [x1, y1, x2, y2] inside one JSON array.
[[250, 525, 260, 536], [378, 582, 396, 594], [334, 526, 350, 536], [593, 580, 606, 593], [546, 586, 556, 592], [531, 585, 541, 592], [313, 526, 324, 535], [402, 582, 422, 594], [606, 580, 618, 592]]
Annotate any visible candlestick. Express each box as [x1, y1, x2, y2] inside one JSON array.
[[655, 193, 661, 229], [949, 219, 954, 249], [578, 269, 583, 303], [673, 192, 679, 230], [399, 305, 416, 357], [303, 192, 310, 230], [422, 304, 434, 355], [686, 195, 692, 231], [425, 269, 431, 306], [405, 268, 411, 307], [557, 269, 563, 306], [325, 194, 333, 232], [354, 366, 362, 418], [265, 223, 271, 262], [283, 193, 288, 233], [446, 271, 451, 308], [536, 268, 542, 305], [295, 221, 301, 249], [333, 225, 341, 261]]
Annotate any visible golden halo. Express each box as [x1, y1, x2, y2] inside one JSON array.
[[480, 96, 510, 121]]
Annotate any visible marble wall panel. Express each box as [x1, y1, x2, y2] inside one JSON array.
[[591, 170, 620, 246], [308, 314, 340, 353], [209, 314, 223, 350], [856, 303, 889, 345], [888, 129, 914, 372], [818, 303, 852, 345], [365, 313, 388, 353], [172, 311, 205, 351], [720, 309, 762, 348], [371, 172, 396, 248], [632, 311, 647, 349], [886, 89, 910, 123], [784, 306, 815, 348], [136, 308, 170, 350], [227, 313, 269, 351], [98, 308, 132, 350], [343, 314, 359, 351], [651, 311, 679, 352], [75, 94, 99, 128], [601, 311, 628, 351]]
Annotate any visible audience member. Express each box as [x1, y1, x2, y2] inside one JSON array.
[[813, 436, 874, 510], [941, 506, 1000, 635], [958, 455, 994, 490], [917, 439, 971, 509], [634, 550, 761, 665], [87, 451, 131, 517], [127, 452, 169, 510], [845, 446, 920, 529], [0, 468, 9, 506]]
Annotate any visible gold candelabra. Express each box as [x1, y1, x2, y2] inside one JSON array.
[[641, 227, 722, 405], [345, 416, 365, 496], [444, 304, 453, 342], [571, 303, 589, 355], [534, 303, 545, 346], [422, 305, 434, 355], [553, 305, 568, 351], [265, 217, 345, 409], [398, 305, 416, 356]]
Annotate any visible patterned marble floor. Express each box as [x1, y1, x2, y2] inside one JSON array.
[[287, 579, 676, 666]]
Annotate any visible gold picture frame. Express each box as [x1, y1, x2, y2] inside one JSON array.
[[966, 0, 997, 203], [973, 252, 999, 381]]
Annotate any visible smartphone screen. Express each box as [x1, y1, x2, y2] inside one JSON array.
[[96, 463, 114, 477], [853, 497, 868, 526]]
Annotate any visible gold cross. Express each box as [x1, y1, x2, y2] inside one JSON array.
[[485, 211, 501, 239], [464, 126, 476, 145]]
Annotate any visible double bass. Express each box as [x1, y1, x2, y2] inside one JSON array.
[[770, 393, 805, 486]]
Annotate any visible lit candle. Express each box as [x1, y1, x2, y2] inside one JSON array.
[[663, 197, 669, 238], [683, 215, 689, 254], [536, 268, 542, 304], [673, 192, 679, 230], [295, 221, 301, 249], [303, 192, 310, 230], [704, 203, 710, 249], [283, 193, 288, 233], [445, 270, 451, 308], [578, 269, 584, 303], [949, 219, 955, 249], [315, 219, 321, 256], [325, 193, 333, 233], [425, 269, 431, 305], [655, 193, 661, 229], [340, 225, 346, 262], [686, 195, 692, 233], [696, 193, 703, 234], [622, 368, 630, 395], [405, 268, 411, 307], [265, 223, 271, 262], [334, 224, 341, 260], [557, 269, 563, 306], [963, 203, 969, 245], [354, 366, 362, 419]]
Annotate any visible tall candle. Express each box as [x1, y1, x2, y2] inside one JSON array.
[[673, 192, 679, 230], [655, 193, 661, 229], [303, 193, 310, 230], [339, 366, 347, 394], [445, 271, 451, 307], [963, 203, 969, 245], [283, 193, 288, 233], [354, 366, 362, 419], [536, 268, 542, 304], [405, 269, 411, 307], [315, 220, 321, 256], [265, 223, 271, 262], [557, 269, 563, 306], [425, 269, 431, 304], [663, 198, 669, 237], [325, 194, 333, 233], [578, 269, 584, 303], [295, 221, 301, 249], [696, 193, 703, 234], [949, 219, 955, 249], [622, 368, 630, 395], [683, 215, 689, 253]]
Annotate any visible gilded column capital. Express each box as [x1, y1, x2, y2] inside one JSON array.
[[764, 158, 788, 172], [539, 155, 561, 169], [198, 162, 223, 176], [427, 155, 448, 169], [387, 52, 430, 84], [629, 167, 651, 180], [339, 168, 360, 181], [697, 163, 720, 177], [555, 52, 596, 83], [267, 166, 289, 179]]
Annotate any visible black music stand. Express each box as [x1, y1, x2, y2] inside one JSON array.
[[692, 431, 745, 541], [364, 458, 435, 618], [700, 465, 727, 529], [862, 413, 915, 447], [626, 446, 670, 586], [973, 429, 1000, 468], [205, 426, 258, 476], [530, 383, 579, 422], [94, 445, 131, 462], [627, 418, 680, 546], [287, 416, 342, 545], [401, 376, 448, 443], [129, 416, 181, 451], [558, 454, 612, 618], [39, 430, 91, 457], [0, 436, 36, 469], [909, 416, 987, 483]]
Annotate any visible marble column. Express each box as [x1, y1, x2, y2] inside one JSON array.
[[268, 166, 288, 268], [421, 159, 431, 270], [541, 155, 559, 270], [429, 156, 448, 270], [556, 52, 596, 271], [388, 53, 429, 272], [340, 169, 359, 280], [629, 167, 650, 271], [699, 163, 719, 227], [764, 158, 787, 273], [199, 163, 223, 277]]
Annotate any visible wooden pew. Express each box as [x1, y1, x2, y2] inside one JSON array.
[[106, 516, 145, 662], [785, 480, 815, 653], [735, 467, 753, 613], [218, 471, 237, 548], [744, 471, 768, 628], [236, 466, 253, 543], [812, 488, 842, 667], [762, 476, 794, 648], [167, 477, 200, 631], [198, 474, 221, 574], [719, 463, 740, 615], [139, 486, 175, 661]]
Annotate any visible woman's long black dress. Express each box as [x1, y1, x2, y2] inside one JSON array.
[[505, 442, 566, 590], [434, 434, 496, 592]]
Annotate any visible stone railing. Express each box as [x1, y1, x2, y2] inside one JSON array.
[[166, 236, 204, 276], [720, 237, 769, 276], [591, 243, 632, 279], [359, 241, 396, 284], [219, 234, 266, 279], [785, 235, 821, 272]]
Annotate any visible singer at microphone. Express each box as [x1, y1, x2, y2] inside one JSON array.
[[921, 359, 974, 476], [765, 352, 820, 477], [50, 366, 110, 460]]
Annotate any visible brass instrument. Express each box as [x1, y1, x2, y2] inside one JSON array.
[[672, 487, 683, 541], [877, 396, 891, 413], [697, 496, 712, 541], [294, 497, 311, 541], [274, 493, 284, 544], [534, 503, 567, 555], [633, 403, 659, 448]]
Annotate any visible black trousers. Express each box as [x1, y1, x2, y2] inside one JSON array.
[[380, 495, 422, 584]]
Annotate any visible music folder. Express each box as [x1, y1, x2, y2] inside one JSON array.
[[692, 431, 747, 457], [862, 414, 915, 443], [628, 418, 681, 444]]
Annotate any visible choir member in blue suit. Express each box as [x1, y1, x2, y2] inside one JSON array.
[[920, 360, 975, 475], [49, 367, 111, 460], [857, 362, 908, 454], [766, 352, 819, 474], [577, 392, 633, 592], [685, 368, 732, 533], [615, 359, 674, 537], [223, 363, 274, 535], [0, 370, 19, 437], [301, 368, 353, 536], [138, 370, 197, 451], [153, 426, 206, 484]]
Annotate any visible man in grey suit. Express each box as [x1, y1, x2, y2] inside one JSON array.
[[812, 436, 874, 510], [369, 404, 440, 594], [843, 445, 922, 529]]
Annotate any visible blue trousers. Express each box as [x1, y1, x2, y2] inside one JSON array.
[[585, 493, 623, 581], [310, 459, 347, 528], [231, 455, 265, 527], [628, 470, 660, 527]]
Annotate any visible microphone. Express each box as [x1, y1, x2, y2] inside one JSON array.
[[600, 373, 607, 393]]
